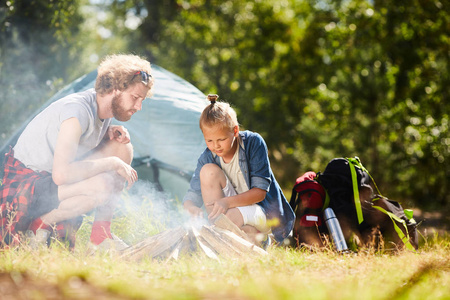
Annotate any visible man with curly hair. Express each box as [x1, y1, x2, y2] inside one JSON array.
[[0, 54, 153, 250]]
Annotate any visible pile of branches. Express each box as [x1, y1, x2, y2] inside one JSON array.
[[120, 214, 267, 261]]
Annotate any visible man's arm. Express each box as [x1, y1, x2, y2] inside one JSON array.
[[183, 200, 204, 217], [52, 118, 137, 187]]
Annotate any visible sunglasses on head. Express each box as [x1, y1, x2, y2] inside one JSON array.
[[131, 70, 152, 86]]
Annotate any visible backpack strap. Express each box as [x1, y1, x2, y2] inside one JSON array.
[[347, 156, 382, 195], [346, 158, 364, 224], [347, 157, 417, 251], [321, 181, 330, 211], [289, 184, 299, 210], [372, 205, 416, 251], [346, 156, 385, 224], [314, 172, 330, 211]]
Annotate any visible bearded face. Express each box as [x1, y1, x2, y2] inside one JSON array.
[[111, 92, 136, 122]]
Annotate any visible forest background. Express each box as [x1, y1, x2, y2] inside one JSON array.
[[0, 0, 448, 213]]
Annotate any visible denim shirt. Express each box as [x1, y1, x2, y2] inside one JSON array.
[[183, 130, 295, 242]]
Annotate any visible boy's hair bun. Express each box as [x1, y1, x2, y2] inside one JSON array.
[[200, 93, 238, 132], [207, 94, 219, 104]]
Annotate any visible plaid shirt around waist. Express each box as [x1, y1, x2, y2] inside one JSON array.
[[0, 148, 82, 248]]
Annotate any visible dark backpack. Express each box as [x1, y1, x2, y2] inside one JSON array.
[[291, 157, 419, 251], [317, 157, 372, 226], [318, 157, 418, 251]]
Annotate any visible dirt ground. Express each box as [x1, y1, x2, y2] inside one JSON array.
[[0, 271, 130, 300]]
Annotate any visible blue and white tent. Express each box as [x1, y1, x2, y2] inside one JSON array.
[[0, 65, 208, 200]]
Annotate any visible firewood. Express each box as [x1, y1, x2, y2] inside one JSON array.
[[143, 227, 187, 260], [120, 230, 167, 258], [199, 226, 243, 258], [214, 227, 268, 256], [213, 214, 252, 243], [121, 219, 270, 261], [191, 226, 219, 260], [186, 227, 198, 253], [125, 227, 187, 261], [165, 235, 187, 261], [166, 229, 200, 262]]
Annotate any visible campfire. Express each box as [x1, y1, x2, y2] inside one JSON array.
[[120, 214, 268, 261]]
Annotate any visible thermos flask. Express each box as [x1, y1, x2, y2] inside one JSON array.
[[324, 207, 349, 252]]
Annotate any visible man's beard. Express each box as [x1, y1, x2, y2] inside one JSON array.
[[112, 93, 133, 121]]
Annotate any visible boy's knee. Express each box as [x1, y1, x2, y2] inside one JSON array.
[[200, 163, 222, 180], [225, 208, 244, 227], [200, 164, 227, 188]]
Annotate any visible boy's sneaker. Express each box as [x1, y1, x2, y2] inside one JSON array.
[[25, 229, 51, 249], [260, 235, 272, 250], [255, 232, 272, 250]]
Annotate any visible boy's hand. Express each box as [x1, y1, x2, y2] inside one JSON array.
[[207, 198, 230, 221], [183, 201, 204, 218], [187, 206, 204, 218]]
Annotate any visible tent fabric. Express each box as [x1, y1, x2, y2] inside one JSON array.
[[1, 65, 208, 200], [114, 65, 207, 174]]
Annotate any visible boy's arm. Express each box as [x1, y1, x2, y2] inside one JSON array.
[[182, 180, 205, 218], [52, 117, 137, 187], [182, 152, 210, 217], [206, 187, 267, 220], [183, 200, 204, 217]]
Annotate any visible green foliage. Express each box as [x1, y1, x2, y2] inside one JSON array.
[[0, 0, 85, 145], [0, 0, 448, 210], [127, 0, 449, 210]]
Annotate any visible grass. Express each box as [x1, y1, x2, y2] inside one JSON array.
[[1, 239, 449, 299], [0, 189, 449, 300]]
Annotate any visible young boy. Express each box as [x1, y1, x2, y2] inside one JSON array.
[[183, 95, 294, 245]]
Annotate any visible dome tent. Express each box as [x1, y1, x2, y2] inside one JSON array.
[[0, 65, 208, 201]]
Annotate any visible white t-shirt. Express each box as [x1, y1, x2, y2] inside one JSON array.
[[13, 89, 111, 172], [219, 145, 249, 194]]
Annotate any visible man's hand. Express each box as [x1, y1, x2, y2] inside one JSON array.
[[108, 125, 130, 144], [114, 157, 138, 189]]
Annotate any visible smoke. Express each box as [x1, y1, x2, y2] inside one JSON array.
[[0, 34, 72, 152], [113, 179, 199, 245]]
